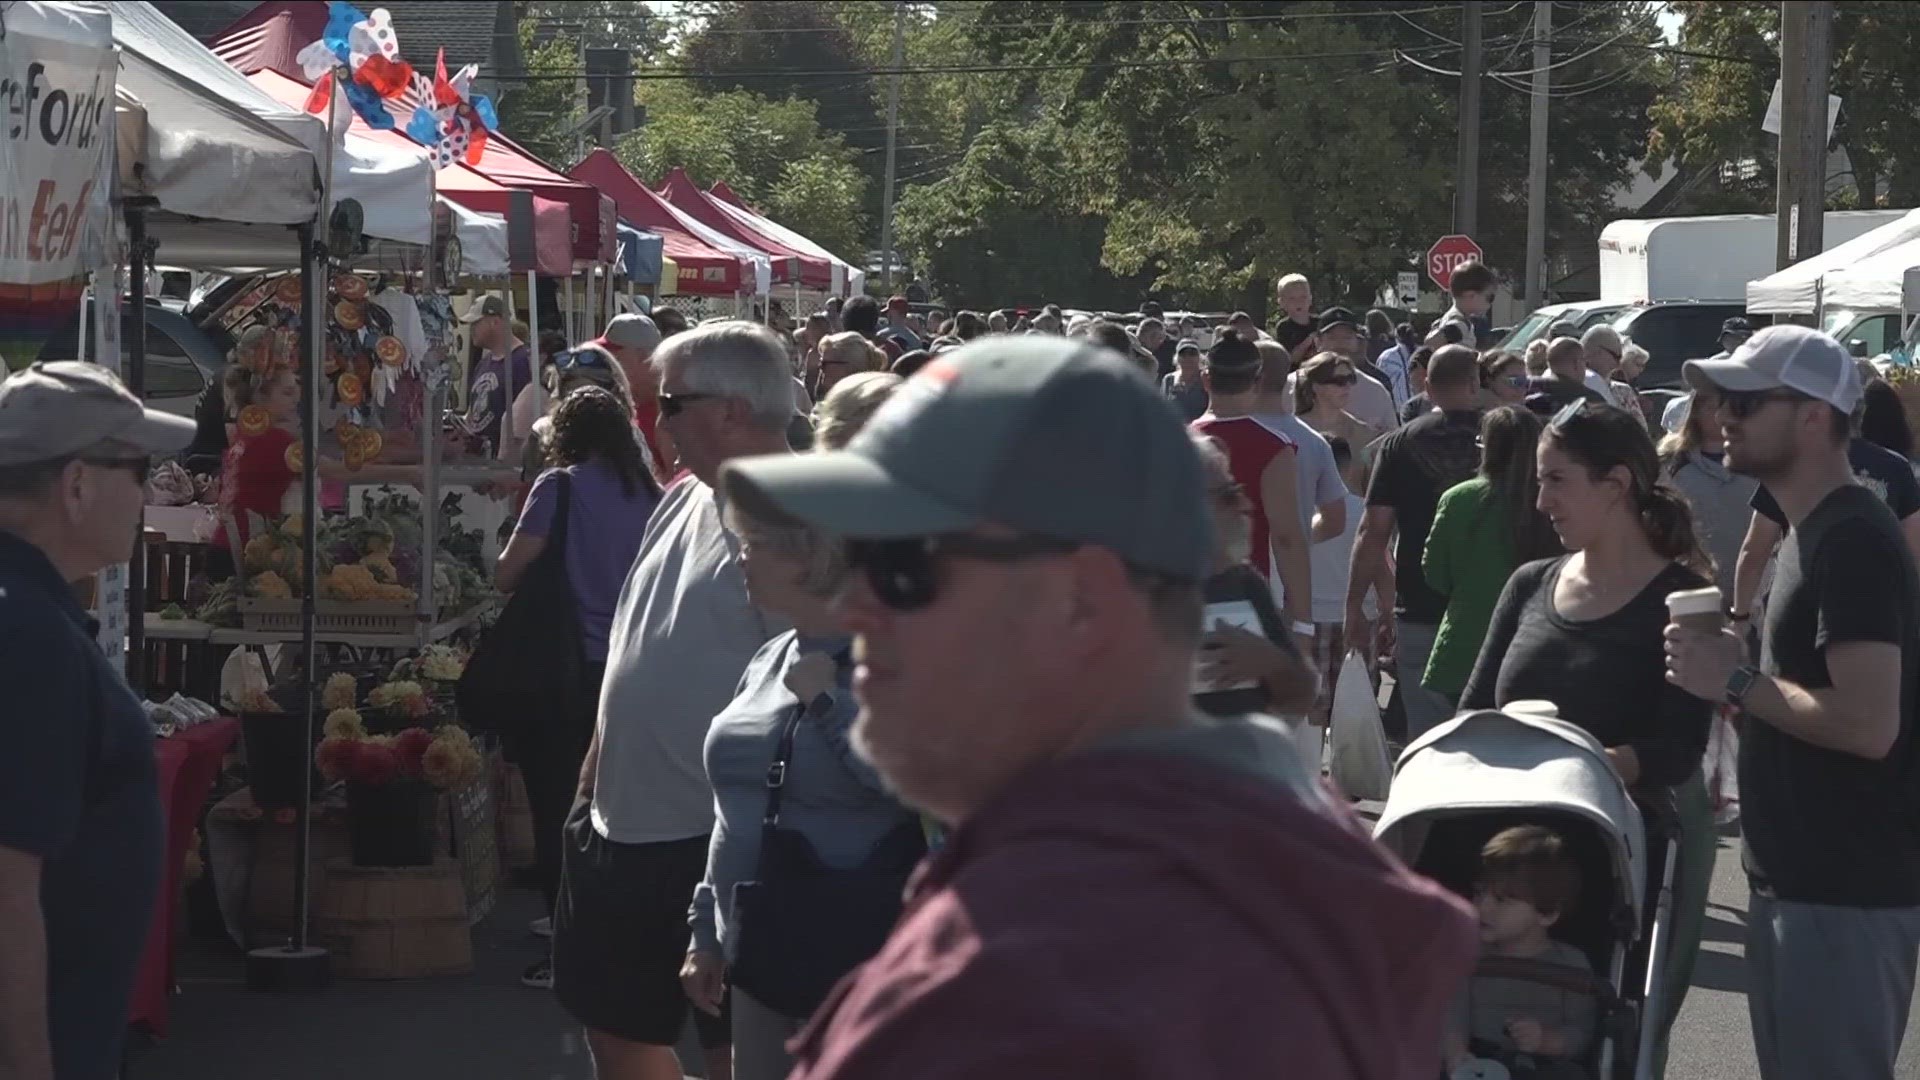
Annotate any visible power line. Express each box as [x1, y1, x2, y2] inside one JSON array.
[[618, 2, 1529, 37], [491, 39, 1472, 82]]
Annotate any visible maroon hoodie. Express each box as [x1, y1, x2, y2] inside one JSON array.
[[787, 716, 1476, 1080]]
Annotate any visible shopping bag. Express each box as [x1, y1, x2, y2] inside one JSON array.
[[1705, 704, 1740, 826], [1327, 649, 1392, 801]]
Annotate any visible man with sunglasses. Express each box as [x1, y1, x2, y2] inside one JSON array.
[[0, 362, 194, 1080], [720, 336, 1477, 1080], [1667, 326, 1920, 1080], [551, 322, 796, 1080]]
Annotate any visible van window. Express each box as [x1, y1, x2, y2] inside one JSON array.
[[1618, 305, 1745, 388], [32, 315, 203, 398], [1843, 314, 1898, 357]]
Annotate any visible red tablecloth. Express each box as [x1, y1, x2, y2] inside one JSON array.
[[132, 719, 239, 1037]]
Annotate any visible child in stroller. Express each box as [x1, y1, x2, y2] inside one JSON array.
[[1444, 825, 1598, 1080]]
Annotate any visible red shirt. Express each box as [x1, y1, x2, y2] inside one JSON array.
[[216, 426, 297, 555], [1190, 414, 1295, 578], [631, 396, 672, 484], [788, 732, 1476, 1080]]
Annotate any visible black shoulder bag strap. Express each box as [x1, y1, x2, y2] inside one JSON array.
[[761, 705, 803, 841]]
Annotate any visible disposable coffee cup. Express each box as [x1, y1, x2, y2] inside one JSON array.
[[1667, 586, 1724, 633]]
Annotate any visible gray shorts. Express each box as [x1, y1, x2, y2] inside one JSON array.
[[1747, 892, 1920, 1080]]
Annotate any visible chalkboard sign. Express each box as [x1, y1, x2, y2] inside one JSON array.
[[444, 759, 499, 925]]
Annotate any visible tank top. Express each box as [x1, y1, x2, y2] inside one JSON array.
[[1191, 414, 1296, 579]]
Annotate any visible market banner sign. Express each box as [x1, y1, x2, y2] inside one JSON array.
[[0, 1, 116, 368]]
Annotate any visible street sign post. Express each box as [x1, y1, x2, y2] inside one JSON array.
[[1426, 234, 1485, 292], [1395, 271, 1420, 306]]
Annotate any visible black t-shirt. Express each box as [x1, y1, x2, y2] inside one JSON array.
[[1400, 393, 1431, 425], [1271, 317, 1316, 356], [0, 532, 161, 1080], [1459, 557, 1712, 789], [1196, 564, 1295, 717], [1151, 337, 1178, 378], [1743, 484, 1920, 906], [1751, 438, 1920, 526], [1364, 409, 1483, 624], [1527, 375, 1606, 410]]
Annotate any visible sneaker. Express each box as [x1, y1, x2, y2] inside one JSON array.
[[521, 958, 553, 989], [530, 916, 552, 938]]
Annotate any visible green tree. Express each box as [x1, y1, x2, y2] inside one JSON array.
[[618, 82, 869, 259], [1651, 2, 1920, 209], [495, 20, 580, 167]]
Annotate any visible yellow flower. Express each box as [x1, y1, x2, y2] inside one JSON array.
[[322, 708, 366, 740], [321, 672, 358, 711], [249, 571, 292, 599]]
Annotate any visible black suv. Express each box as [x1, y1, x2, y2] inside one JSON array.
[[1612, 300, 1748, 390]]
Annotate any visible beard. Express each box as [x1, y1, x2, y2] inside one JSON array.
[[1723, 429, 1796, 481]]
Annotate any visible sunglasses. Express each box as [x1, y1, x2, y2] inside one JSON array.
[[1314, 372, 1358, 387], [84, 455, 152, 484], [657, 392, 719, 419], [1719, 388, 1807, 420], [554, 349, 610, 372], [844, 533, 1078, 611], [1549, 398, 1599, 431], [1504, 375, 1531, 390]]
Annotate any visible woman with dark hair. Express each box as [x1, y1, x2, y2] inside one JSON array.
[[497, 385, 662, 990], [1860, 378, 1916, 464], [1295, 351, 1383, 488], [1479, 350, 1531, 408], [1461, 400, 1714, 1075], [1420, 406, 1559, 706]]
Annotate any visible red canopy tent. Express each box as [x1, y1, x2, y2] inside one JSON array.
[[703, 181, 862, 297], [707, 181, 747, 209], [211, 3, 614, 266], [571, 149, 754, 296], [656, 168, 829, 290], [245, 68, 573, 275]]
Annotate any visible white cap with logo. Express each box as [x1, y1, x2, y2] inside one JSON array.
[[1683, 324, 1863, 415]]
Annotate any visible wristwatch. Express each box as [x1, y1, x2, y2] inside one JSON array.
[[1726, 607, 1751, 624], [1724, 665, 1761, 708], [1289, 620, 1316, 638]]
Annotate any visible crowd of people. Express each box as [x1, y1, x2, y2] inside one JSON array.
[[3, 257, 1919, 1080]]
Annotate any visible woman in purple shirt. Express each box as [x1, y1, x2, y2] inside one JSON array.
[[497, 385, 662, 988]]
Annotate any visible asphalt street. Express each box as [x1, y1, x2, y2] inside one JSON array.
[[127, 833, 1920, 1080]]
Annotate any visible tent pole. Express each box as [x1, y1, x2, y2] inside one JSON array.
[[124, 203, 149, 690], [528, 270, 542, 441]]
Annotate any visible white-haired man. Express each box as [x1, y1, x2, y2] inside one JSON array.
[[0, 363, 194, 1080], [551, 322, 794, 1080]]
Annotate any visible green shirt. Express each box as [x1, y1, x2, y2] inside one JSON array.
[[1421, 477, 1517, 696]]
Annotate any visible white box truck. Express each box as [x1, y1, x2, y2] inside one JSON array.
[[1597, 211, 1907, 305]]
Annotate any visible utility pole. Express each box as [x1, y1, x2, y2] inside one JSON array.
[[1775, 1, 1835, 271], [877, 2, 907, 291], [1454, 0, 1483, 239], [1524, 0, 1550, 309]]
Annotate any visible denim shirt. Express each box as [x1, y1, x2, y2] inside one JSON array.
[[691, 630, 916, 958]]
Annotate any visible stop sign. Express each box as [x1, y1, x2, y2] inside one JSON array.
[[1426, 234, 1485, 292]]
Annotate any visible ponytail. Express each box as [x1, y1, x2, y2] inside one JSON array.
[[1637, 483, 1713, 579]]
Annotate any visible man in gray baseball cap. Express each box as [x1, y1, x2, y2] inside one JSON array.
[[724, 336, 1477, 1080], [0, 360, 192, 1080]]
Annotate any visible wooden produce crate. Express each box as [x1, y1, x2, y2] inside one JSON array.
[[314, 858, 473, 979], [238, 598, 422, 636]]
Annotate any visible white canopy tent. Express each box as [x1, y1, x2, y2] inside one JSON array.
[[111, 2, 323, 234], [1746, 208, 1920, 315]]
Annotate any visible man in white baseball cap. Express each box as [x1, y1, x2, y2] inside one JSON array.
[[1668, 325, 1920, 1080], [0, 360, 193, 1079]]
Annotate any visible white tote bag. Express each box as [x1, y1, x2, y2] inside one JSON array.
[[1327, 650, 1393, 801]]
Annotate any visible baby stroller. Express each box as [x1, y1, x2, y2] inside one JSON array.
[[1373, 706, 1682, 1080]]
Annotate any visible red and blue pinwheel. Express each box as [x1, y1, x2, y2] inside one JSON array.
[[297, 2, 415, 130]]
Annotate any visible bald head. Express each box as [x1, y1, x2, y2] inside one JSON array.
[[1545, 336, 1586, 378], [1426, 344, 1482, 409], [1255, 340, 1292, 395]]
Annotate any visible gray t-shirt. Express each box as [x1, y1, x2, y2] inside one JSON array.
[[1449, 940, 1598, 1061], [1252, 411, 1345, 537], [590, 478, 788, 844]]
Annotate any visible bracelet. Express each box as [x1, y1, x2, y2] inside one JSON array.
[[1289, 620, 1316, 637], [1727, 610, 1750, 622]]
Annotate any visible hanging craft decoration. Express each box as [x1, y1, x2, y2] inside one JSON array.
[[238, 406, 272, 438], [405, 50, 499, 169], [296, 2, 415, 131]]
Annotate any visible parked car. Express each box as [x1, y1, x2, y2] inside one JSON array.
[[1495, 300, 1630, 352], [1610, 300, 1748, 389], [28, 298, 229, 418]]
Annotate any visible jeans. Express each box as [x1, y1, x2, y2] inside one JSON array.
[[1394, 619, 1453, 741]]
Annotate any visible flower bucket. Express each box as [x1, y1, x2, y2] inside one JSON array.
[[242, 704, 321, 810], [346, 779, 442, 867]]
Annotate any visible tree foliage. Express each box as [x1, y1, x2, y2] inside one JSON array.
[[495, 20, 582, 168], [617, 81, 869, 263], [1650, 2, 1920, 211]]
